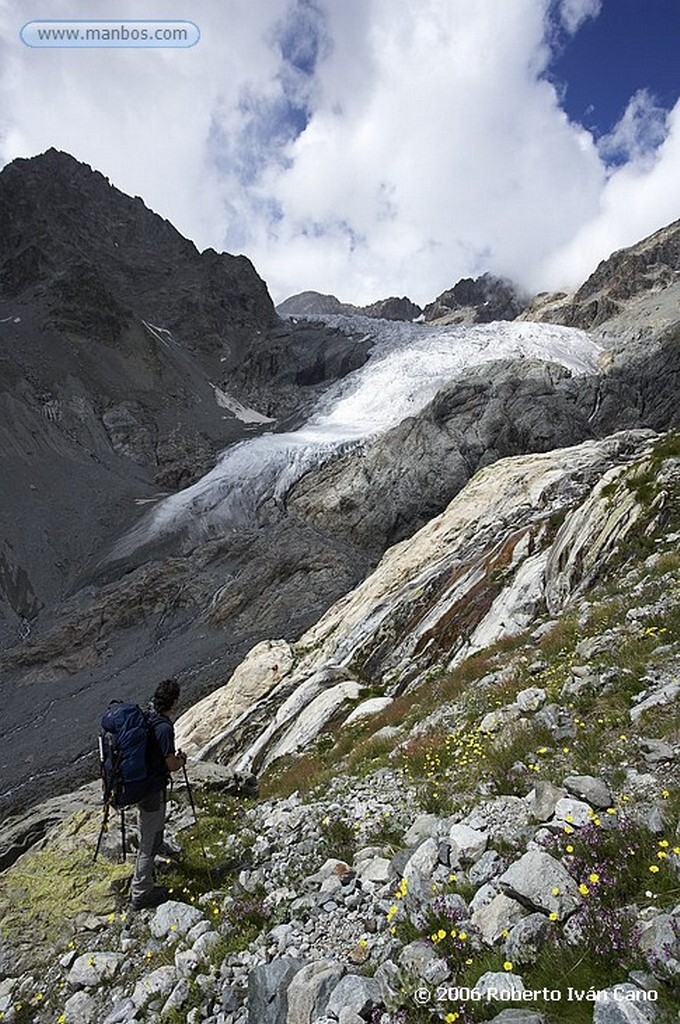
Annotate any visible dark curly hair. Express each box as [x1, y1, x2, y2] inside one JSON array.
[[152, 678, 180, 714]]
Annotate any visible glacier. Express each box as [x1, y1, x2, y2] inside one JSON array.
[[111, 315, 601, 558]]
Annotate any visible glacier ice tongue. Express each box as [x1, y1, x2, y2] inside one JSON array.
[[112, 316, 601, 557]]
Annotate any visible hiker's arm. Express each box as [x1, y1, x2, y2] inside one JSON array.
[[166, 749, 187, 772]]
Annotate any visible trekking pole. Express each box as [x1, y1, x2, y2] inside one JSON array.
[[182, 762, 214, 889], [93, 801, 111, 863]]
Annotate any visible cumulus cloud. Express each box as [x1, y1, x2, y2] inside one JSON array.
[[0, 0, 677, 305]]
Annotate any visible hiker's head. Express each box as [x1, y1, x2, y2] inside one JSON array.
[[153, 678, 180, 714]]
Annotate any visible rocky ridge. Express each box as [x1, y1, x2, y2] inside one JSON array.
[[0, 430, 679, 1022], [276, 292, 423, 323]]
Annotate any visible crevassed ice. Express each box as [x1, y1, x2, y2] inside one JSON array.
[[112, 316, 601, 557]]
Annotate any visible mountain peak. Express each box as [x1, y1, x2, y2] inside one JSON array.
[[0, 149, 276, 346]]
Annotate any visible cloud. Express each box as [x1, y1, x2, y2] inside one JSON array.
[[539, 96, 680, 289], [0, 0, 676, 306], [558, 0, 602, 36], [598, 88, 670, 164]]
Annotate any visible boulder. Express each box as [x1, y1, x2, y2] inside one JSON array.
[[472, 893, 527, 945], [150, 900, 204, 939], [326, 975, 381, 1018], [285, 960, 346, 1024], [247, 958, 305, 1024], [504, 913, 552, 964], [448, 824, 488, 866], [563, 775, 613, 809], [499, 850, 582, 920], [131, 966, 178, 1009], [62, 991, 97, 1024], [592, 984, 658, 1023], [67, 952, 124, 989]]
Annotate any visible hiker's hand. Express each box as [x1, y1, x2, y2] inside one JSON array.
[[177, 749, 187, 766]]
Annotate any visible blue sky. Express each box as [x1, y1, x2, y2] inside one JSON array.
[[0, 0, 678, 304], [553, 0, 679, 139]]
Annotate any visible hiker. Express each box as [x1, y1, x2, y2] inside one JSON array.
[[130, 677, 187, 910]]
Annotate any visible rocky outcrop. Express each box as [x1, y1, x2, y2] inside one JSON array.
[[522, 219, 680, 332], [286, 358, 595, 556], [175, 430, 659, 770], [424, 273, 527, 325]]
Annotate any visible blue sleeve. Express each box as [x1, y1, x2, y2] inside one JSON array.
[[153, 719, 175, 759]]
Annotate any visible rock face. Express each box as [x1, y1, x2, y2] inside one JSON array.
[[175, 430, 657, 770], [523, 218, 680, 331], [0, 152, 374, 814], [424, 273, 527, 324]]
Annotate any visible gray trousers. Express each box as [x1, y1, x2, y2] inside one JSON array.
[[131, 788, 166, 900]]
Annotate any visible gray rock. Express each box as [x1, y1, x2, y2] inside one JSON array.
[[358, 857, 393, 886], [475, 971, 526, 999], [504, 913, 551, 964], [102, 999, 137, 1024], [636, 912, 680, 978], [472, 893, 527, 945], [326, 975, 381, 1018], [403, 837, 440, 882], [552, 797, 594, 827], [400, 940, 442, 980], [63, 991, 98, 1024], [403, 814, 443, 846], [286, 960, 346, 1024], [499, 850, 582, 920], [515, 687, 547, 712], [448, 824, 488, 866], [563, 775, 613, 809], [162, 979, 191, 1016], [528, 781, 567, 822], [131, 966, 178, 1009], [592, 984, 658, 1023], [68, 952, 125, 989], [480, 708, 521, 733], [150, 901, 204, 939], [469, 849, 506, 886], [247, 958, 305, 1024]]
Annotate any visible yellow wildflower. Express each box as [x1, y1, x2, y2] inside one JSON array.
[[503, 961, 513, 971]]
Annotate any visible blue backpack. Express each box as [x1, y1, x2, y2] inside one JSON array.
[[99, 701, 153, 809]]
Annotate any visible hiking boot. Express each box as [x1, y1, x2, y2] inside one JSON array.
[[131, 885, 170, 910]]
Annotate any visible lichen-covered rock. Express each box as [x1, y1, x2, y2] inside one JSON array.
[[503, 913, 552, 965]]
